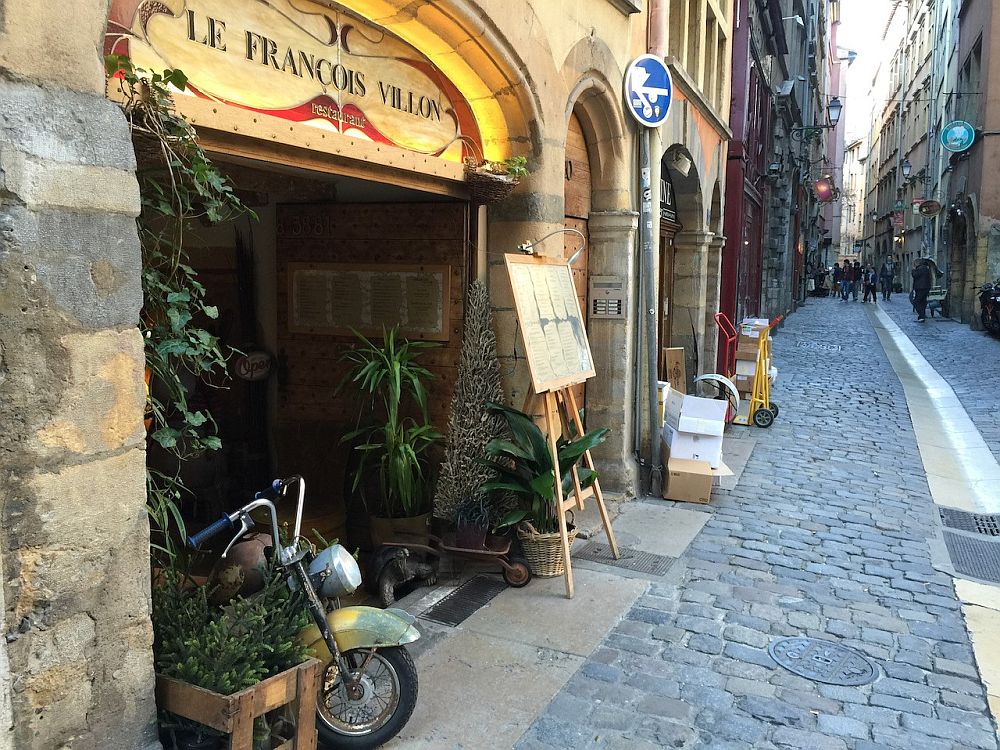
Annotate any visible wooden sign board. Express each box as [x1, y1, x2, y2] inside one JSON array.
[[288, 262, 450, 340], [504, 254, 596, 394]]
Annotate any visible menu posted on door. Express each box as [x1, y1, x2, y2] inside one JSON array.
[[504, 254, 596, 393], [288, 262, 450, 340]]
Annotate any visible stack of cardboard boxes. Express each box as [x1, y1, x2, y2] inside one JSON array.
[[659, 387, 731, 504], [733, 318, 769, 399]]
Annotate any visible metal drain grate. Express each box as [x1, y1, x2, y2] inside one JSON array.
[[573, 542, 674, 576], [418, 575, 507, 627], [942, 531, 1000, 583], [768, 637, 878, 686], [940, 508, 1000, 537]]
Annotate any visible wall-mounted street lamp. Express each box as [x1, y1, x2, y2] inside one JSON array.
[[782, 15, 805, 28], [901, 158, 932, 184], [790, 97, 844, 142]]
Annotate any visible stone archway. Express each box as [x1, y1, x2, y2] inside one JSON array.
[[661, 144, 708, 383], [561, 49, 637, 493], [948, 197, 977, 324]]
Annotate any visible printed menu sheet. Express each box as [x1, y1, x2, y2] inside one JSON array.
[[289, 263, 450, 340], [505, 255, 595, 392]]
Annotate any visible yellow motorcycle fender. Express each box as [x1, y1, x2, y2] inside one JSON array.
[[299, 606, 420, 662]]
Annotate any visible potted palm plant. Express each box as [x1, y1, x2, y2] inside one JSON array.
[[341, 327, 442, 547], [479, 402, 609, 576]]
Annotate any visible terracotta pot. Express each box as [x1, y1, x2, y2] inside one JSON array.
[[370, 512, 432, 548]]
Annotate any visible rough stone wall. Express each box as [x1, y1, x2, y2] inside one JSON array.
[[0, 1, 158, 748]]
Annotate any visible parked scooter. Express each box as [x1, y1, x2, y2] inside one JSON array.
[[980, 280, 1000, 335], [188, 476, 419, 749]]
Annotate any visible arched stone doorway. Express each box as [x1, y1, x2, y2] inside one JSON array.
[[561, 58, 635, 492], [660, 145, 707, 385], [948, 197, 977, 324]]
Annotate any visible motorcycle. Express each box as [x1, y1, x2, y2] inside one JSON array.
[[980, 280, 1000, 334], [188, 476, 420, 749]]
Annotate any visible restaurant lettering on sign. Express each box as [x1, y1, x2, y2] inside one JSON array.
[[105, 0, 479, 158]]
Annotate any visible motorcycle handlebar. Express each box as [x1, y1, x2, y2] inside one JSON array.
[[253, 476, 301, 501], [187, 514, 235, 549]]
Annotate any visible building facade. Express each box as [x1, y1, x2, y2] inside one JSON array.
[[0, 0, 734, 745]]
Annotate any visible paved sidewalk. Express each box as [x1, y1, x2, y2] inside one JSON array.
[[515, 299, 998, 750], [878, 295, 1000, 463]]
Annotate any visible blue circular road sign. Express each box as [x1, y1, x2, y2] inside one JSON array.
[[941, 120, 976, 153], [624, 55, 673, 128]]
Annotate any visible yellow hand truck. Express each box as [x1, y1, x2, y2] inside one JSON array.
[[732, 318, 780, 428]]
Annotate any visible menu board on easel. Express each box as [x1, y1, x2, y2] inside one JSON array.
[[288, 262, 450, 340], [504, 254, 596, 393]]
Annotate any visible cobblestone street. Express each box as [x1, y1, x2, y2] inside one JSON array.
[[879, 295, 1000, 463], [515, 299, 1000, 750]]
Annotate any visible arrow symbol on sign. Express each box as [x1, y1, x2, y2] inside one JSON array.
[[629, 66, 670, 119]]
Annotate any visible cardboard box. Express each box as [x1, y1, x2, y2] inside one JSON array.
[[664, 457, 714, 504], [734, 374, 754, 393], [665, 424, 725, 468], [657, 381, 669, 427], [734, 359, 757, 376], [735, 347, 759, 361], [663, 391, 728, 436], [661, 347, 686, 394]]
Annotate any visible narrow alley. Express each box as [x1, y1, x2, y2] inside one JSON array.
[[490, 297, 1000, 750]]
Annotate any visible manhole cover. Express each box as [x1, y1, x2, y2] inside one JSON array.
[[573, 542, 674, 576], [419, 575, 507, 627], [942, 530, 1000, 583], [768, 637, 877, 686], [940, 508, 1000, 537]]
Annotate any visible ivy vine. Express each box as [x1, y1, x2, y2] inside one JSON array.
[[105, 55, 255, 562]]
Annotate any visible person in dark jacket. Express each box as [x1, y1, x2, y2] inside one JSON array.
[[863, 266, 878, 302], [879, 262, 894, 301], [833, 263, 845, 300], [911, 259, 933, 321], [852, 261, 862, 301]]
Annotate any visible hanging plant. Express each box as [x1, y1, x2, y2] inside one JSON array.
[[105, 55, 255, 564]]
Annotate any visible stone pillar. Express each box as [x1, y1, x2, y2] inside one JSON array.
[[703, 234, 725, 375], [586, 210, 640, 496], [0, 2, 158, 747], [671, 230, 714, 384]]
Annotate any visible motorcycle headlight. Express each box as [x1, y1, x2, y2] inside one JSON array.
[[308, 544, 361, 599]]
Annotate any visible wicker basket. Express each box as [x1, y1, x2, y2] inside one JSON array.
[[517, 517, 577, 577], [464, 163, 519, 205]]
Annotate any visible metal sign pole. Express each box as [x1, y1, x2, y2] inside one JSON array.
[[639, 128, 662, 496]]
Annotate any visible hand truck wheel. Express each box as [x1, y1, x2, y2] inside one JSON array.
[[768, 402, 779, 418], [752, 407, 775, 428]]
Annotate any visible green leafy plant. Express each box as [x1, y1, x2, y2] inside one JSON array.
[[454, 494, 494, 529], [341, 327, 442, 518], [104, 55, 254, 565], [472, 155, 528, 179], [479, 402, 609, 534]]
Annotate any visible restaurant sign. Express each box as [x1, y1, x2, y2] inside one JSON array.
[[105, 0, 480, 159]]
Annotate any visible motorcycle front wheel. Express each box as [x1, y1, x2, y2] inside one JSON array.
[[316, 646, 418, 749]]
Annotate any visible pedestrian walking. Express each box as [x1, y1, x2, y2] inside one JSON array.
[[832, 263, 844, 301], [879, 261, 893, 301], [852, 261, 862, 301], [863, 266, 878, 302], [911, 258, 932, 321]]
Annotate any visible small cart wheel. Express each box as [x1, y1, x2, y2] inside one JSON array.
[[768, 402, 780, 418], [502, 558, 532, 588], [752, 407, 775, 428]]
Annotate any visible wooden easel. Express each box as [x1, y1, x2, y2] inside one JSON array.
[[525, 387, 620, 599]]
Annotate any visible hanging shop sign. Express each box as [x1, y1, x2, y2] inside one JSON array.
[[918, 199, 942, 218], [105, 0, 479, 159], [892, 211, 905, 227], [814, 177, 835, 203], [940, 120, 976, 153], [234, 350, 273, 381], [624, 55, 673, 127]]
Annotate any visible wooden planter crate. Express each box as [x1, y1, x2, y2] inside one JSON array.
[[156, 658, 323, 750]]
